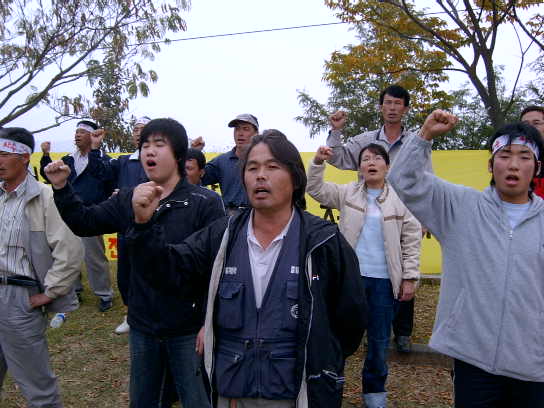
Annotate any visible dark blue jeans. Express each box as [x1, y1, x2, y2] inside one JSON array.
[[453, 359, 544, 407], [129, 328, 210, 408], [362, 277, 397, 394]]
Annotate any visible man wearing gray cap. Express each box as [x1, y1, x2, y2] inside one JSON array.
[[201, 113, 259, 214]]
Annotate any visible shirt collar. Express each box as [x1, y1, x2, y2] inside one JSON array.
[[129, 150, 140, 160], [247, 208, 295, 249], [0, 174, 28, 198], [377, 126, 407, 145]]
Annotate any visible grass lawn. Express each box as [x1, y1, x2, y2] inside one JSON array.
[[2, 266, 451, 407]]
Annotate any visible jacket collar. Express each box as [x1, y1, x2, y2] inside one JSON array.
[[484, 186, 544, 218]]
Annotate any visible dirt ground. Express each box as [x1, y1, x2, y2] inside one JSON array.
[[2, 268, 450, 407]]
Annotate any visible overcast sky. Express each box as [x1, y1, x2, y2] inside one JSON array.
[[15, 0, 357, 153], [8, 0, 540, 153]]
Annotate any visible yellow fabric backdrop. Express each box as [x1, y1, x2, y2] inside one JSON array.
[[31, 150, 491, 273]]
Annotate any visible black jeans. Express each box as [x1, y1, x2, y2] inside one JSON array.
[[453, 359, 544, 407]]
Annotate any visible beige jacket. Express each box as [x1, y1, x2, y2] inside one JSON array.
[[22, 175, 83, 312], [306, 161, 421, 297]]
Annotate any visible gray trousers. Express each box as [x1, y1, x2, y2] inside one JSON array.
[[76, 236, 113, 301], [0, 285, 62, 407], [217, 396, 295, 408]]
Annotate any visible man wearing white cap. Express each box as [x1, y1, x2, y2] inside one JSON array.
[[0, 127, 82, 407], [389, 111, 544, 407], [40, 120, 114, 312], [87, 116, 150, 334], [200, 113, 259, 214]]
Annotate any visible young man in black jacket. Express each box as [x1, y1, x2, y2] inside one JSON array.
[[127, 130, 368, 408], [44, 118, 225, 408]]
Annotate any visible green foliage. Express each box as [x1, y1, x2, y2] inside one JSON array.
[[0, 0, 189, 136]]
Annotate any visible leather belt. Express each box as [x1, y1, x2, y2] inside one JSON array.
[[0, 274, 41, 288]]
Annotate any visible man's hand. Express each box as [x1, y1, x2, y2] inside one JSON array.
[[29, 293, 53, 309], [398, 280, 416, 302], [44, 160, 71, 189], [314, 146, 333, 165], [196, 326, 205, 356], [91, 129, 105, 150], [329, 110, 347, 131], [191, 136, 205, 151], [41, 141, 51, 155], [132, 181, 163, 224], [420, 110, 458, 141]]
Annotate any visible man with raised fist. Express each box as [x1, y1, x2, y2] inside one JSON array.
[[40, 120, 114, 312], [389, 110, 544, 407], [45, 118, 225, 408]]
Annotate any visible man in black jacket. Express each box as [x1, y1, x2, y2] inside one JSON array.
[[127, 129, 368, 408], [44, 118, 225, 408], [40, 120, 114, 311]]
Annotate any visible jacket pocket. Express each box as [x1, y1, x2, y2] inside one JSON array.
[[282, 280, 299, 330], [266, 350, 297, 398], [216, 281, 244, 330], [307, 369, 344, 407], [446, 289, 466, 330], [214, 347, 244, 397]]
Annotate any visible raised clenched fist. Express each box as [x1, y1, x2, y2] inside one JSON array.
[[132, 181, 164, 224], [41, 141, 51, 154], [329, 111, 347, 131], [44, 160, 71, 189], [419, 110, 458, 141], [314, 146, 333, 165]]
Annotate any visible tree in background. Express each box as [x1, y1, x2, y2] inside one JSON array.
[[0, 0, 188, 142], [323, 0, 543, 130], [296, 10, 454, 142]]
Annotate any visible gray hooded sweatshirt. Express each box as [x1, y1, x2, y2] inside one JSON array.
[[389, 136, 544, 382]]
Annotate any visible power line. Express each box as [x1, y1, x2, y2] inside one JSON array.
[[130, 21, 348, 47]]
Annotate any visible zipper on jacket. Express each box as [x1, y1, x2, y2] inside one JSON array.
[[491, 228, 513, 371], [296, 233, 335, 407]]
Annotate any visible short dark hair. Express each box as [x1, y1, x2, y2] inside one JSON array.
[[186, 148, 206, 170], [2, 127, 35, 153], [77, 120, 98, 131], [487, 122, 543, 192], [379, 85, 410, 107], [139, 118, 188, 176], [358, 143, 391, 167], [519, 106, 544, 121], [241, 129, 307, 210]]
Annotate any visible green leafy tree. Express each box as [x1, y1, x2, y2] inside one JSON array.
[[0, 0, 188, 133], [325, 0, 543, 128]]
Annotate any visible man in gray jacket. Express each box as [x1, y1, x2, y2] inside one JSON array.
[[0, 127, 82, 407], [389, 110, 544, 407], [327, 85, 425, 352]]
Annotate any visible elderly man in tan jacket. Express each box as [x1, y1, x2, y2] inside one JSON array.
[[0, 127, 82, 407], [306, 143, 421, 408]]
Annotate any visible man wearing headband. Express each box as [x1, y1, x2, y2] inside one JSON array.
[[389, 110, 544, 407], [0, 127, 82, 407], [86, 116, 150, 334], [40, 120, 114, 313], [520, 106, 544, 199]]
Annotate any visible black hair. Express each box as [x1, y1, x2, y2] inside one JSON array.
[[487, 122, 543, 192], [358, 143, 391, 167], [379, 85, 410, 107], [186, 148, 206, 170], [2, 127, 35, 153], [241, 129, 307, 210], [138, 118, 188, 176], [519, 106, 544, 121], [77, 120, 98, 130]]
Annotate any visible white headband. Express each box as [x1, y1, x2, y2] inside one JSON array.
[[0, 138, 32, 155], [77, 123, 95, 133], [135, 117, 151, 126], [492, 135, 540, 158]]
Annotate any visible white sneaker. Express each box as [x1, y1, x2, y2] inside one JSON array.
[[114, 315, 130, 334]]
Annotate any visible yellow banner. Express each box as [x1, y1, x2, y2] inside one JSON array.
[[31, 150, 491, 273]]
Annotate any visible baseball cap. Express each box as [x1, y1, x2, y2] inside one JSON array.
[[228, 113, 259, 130]]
